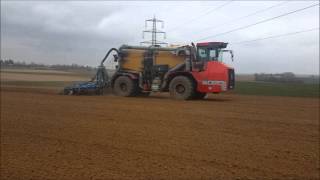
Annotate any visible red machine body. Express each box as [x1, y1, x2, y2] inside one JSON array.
[[191, 42, 234, 93], [192, 61, 232, 93]]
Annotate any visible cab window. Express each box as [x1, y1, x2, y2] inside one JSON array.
[[209, 49, 218, 60], [218, 50, 224, 62], [198, 48, 207, 61], [197, 47, 220, 61]]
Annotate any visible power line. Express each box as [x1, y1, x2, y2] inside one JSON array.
[[167, 0, 233, 32], [196, 1, 289, 34], [231, 28, 319, 45], [196, 3, 319, 41]]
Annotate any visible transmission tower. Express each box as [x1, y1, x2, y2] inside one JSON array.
[[141, 16, 167, 47]]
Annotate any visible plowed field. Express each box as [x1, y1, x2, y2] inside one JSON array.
[[1, 86, 319, 179]]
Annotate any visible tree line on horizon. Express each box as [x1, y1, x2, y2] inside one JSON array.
[[0, 59, 95, 71], [254, 72, 319, 84]]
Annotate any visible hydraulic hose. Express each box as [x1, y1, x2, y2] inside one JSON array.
[[100, 48, 119, 66]]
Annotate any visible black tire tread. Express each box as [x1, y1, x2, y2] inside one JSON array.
[[169, 76, 195, 100], [113, 76, 138, 97]]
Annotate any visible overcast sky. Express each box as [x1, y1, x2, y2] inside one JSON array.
[[1, 1, 319, 74]]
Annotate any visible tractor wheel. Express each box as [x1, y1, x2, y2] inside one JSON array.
[[113, 76, 138, 97], [194, 91, 207, 99], [169, 76, 195, 100]]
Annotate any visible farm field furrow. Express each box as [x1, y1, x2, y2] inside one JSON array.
[[1, 87, 319, 179]]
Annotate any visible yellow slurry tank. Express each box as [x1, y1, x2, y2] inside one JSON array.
[[118, 45, 185, 73]]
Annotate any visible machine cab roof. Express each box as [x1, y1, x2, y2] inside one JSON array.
[[196, 42, 228, 49], [196, 42, 232, 62]]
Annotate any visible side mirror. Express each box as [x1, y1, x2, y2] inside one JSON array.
[[230, 50, 234, 61]]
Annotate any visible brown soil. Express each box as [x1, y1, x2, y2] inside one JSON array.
[[1, 87, 319, 180], [1, 72, 89, 82]]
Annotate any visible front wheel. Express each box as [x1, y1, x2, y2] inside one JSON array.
[[169, 76, 195, 100]]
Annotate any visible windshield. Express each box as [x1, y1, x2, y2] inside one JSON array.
[[197, 47, 219, 61], [218, 50, 224, 62], [209, 49, 218, 60]]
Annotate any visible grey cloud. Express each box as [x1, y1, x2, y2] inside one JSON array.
[[1, 1, 137, 65], [1, 1, 319, 74]]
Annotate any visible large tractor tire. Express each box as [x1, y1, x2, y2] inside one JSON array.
[[113, 76, 138, 97], [169, 76, 195, 100]]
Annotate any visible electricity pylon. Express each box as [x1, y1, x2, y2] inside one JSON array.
[[141, 16, 167, 47]]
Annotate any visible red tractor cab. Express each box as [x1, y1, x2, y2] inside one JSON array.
[[191, 42, 235, 93]]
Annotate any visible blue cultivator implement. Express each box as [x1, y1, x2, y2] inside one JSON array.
[[63, 82, 102, 95], [62, 48, 119, 95], [62, 66, 107, 95]]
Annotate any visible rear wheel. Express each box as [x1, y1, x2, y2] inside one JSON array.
[[169, 76, 195, 100], [113, 76, 138, 97]]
